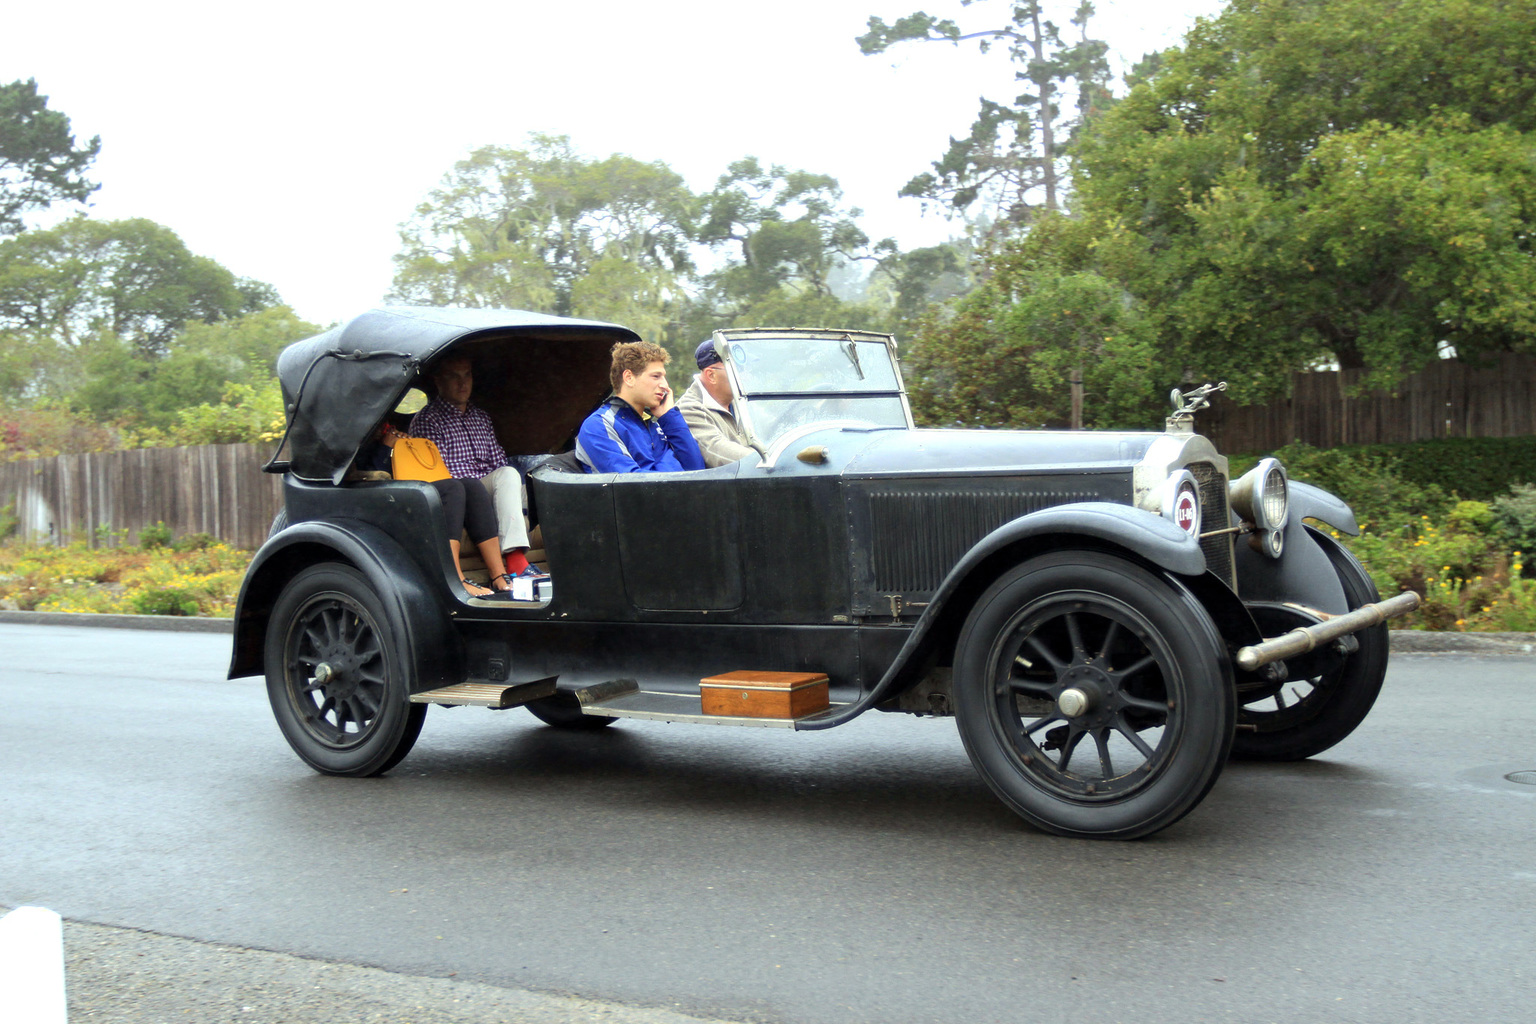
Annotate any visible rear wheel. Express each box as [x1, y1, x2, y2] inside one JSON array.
[[1230, 530, 1389, 760], [265, 563, 426, 776], [953, 551, 1234, 839]]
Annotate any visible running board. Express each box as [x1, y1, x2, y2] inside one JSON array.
[[574, 678, 846, 729], [410, 678, 557, 708]]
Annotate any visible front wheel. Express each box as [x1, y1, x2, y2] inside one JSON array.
[[953, 551, 1234, 839], [265, 563, 426, 776]]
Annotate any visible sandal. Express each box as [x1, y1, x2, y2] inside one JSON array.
[[461, 578, 495, 598]]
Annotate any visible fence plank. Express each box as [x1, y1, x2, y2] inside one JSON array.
[[1201, 354, 1536, 451], [0, 444, 282, 551]]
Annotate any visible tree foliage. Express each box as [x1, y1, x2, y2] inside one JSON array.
[[393, 138, 935, 355], [904, 254, 1160, 430], [1070, 0, 1536, 393], [391, 135, 695, 339], [72, 306, 317, 430], [859, 1, 1110, 229], [0, 217, 266, 365], [0, 79, 100, 235]]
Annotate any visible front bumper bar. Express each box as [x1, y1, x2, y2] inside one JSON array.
[[1234, 591, 1423, 672]]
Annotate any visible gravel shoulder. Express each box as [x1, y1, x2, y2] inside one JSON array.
[[63, 918, 746, 1024]]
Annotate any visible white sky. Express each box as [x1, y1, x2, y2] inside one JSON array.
[[10, 0, 1225, 326]]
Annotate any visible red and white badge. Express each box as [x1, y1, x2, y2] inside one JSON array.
[[1173, 485, 1200, 535]]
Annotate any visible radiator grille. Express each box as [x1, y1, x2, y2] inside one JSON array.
[[1187, 460, 1236, 588], [869, 488, 1106, 592]]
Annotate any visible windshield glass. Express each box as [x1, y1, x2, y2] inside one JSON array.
[[746, 396, 909, 448], [727, 338, 901, 395]]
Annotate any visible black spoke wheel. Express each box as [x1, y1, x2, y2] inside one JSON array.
[[953, 551, 1234, 839], [1230, 530, 1389, 761], [265, 564, 426, 776]]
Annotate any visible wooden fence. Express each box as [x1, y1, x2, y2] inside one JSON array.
[[0, 444, 282, 551], [1198, 353, 1536, 453]]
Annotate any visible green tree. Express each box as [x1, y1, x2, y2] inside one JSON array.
[[692, 158, 898, 336], [905, 258, 1158, 429], [0, 79, 100, 235], [72, 306, 316, 428], [859, 2, 1110, 229], [1072, 0, 1536, 392], [391, 135, 695, 341], [0, 217, 265, 375]]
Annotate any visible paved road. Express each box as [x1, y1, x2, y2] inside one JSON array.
[[3, 622, 1534, 1023]]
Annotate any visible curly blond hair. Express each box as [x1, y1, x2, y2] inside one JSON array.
[[609, 341, 669, 392]]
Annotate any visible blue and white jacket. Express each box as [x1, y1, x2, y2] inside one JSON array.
[[575, 398, 706, 474]]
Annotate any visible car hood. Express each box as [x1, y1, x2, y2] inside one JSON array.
[[834, 427, 1166, 477]]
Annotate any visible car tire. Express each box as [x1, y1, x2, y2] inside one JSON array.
[[268, 508, 289, 538], [265, 563, 426, 776], [1229, 530, 1389, 761], [952, 551, 1234, 839]]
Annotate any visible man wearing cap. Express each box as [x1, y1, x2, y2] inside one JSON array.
[[678, 338, 758, 468]]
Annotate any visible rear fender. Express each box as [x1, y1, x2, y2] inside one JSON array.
[[227, 519, 464, 691]]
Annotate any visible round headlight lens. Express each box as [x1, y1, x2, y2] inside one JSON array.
[[1260, 464, 1288, 529]]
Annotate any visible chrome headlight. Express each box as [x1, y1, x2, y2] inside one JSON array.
[[1230, 458, 1289, 531], [1160, 470, 1202, 540]]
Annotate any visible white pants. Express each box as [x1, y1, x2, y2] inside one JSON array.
[[480, 465, 530, 553]]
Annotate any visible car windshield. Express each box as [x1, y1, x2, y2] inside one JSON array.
[[726, 338, 901, 396]]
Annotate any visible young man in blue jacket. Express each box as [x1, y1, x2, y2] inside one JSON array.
[[575, 341, 706, 473]]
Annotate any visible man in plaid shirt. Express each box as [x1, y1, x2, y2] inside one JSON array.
[[410, 355, 541, 580]]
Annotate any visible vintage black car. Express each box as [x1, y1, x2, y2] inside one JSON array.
[[231, 306, 1419, 839]]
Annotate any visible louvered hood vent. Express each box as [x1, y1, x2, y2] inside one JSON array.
[[866, 485, 1119, 593]]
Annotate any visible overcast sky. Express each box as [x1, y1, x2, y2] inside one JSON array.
[[12, 0, 1225, 326]]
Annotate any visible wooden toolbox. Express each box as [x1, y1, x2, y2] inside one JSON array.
[[699, 670, 830, 720]]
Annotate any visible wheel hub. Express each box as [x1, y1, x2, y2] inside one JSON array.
[[1056, 664, 1112, 725], [1057, 686, 1091, 717]]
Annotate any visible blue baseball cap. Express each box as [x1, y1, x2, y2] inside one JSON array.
[[695, 339, 723, 369]]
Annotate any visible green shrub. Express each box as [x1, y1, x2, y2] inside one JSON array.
[[1231, 436, 1536, 507], [1263, 442, 1449, 531], [1384, 437, 1536, 501], [138, 521, 173, 549], [1447, 500, 1495, 536], [172, 532, 216, 552], [1492, 483, 1536, 577], [0, 502, 16, 541], [131, 587, 200, 616]]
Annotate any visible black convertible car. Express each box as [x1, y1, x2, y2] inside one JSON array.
[[231, 307, 1419, 839]]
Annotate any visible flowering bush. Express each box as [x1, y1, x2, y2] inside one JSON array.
[[0, 540, 250, 617]]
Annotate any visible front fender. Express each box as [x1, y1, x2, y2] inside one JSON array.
[[797, 502, 1205, 730], [228, 519, 464, 691], [1290, 481, 1359, 536], [1233, 489, 1351, 614]]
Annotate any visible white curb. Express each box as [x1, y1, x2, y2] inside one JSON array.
[[0, 906, 67, 1023]]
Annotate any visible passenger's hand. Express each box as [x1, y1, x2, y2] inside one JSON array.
[[652, 385, 674, 417]]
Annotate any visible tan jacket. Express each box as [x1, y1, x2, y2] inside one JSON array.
[[678, 376, 757, 468]]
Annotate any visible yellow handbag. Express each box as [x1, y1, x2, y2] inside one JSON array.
[[391, 436, 451, 482]]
